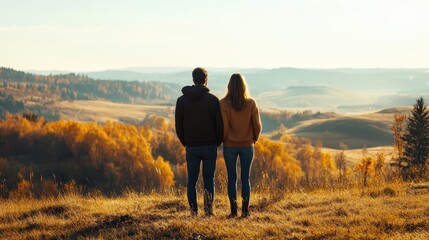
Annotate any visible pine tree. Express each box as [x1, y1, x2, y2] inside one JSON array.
[[402, 97, 429, 180]]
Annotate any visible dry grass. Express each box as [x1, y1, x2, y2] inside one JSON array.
[[1, 184, 429, 239], [322, 146, 394, 165]]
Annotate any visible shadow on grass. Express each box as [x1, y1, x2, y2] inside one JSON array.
[[18, 205, 74, 220], [57, 214, 138, 239], [154, 199, 188, 213], [18, 223, 42, 233], [53, 213, 175, 239], [147, 224, 221, 240]]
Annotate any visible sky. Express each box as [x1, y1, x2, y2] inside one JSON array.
[[1, 0, 429, 71]]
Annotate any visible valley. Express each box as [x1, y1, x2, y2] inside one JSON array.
[[0, 67, 422, 164]]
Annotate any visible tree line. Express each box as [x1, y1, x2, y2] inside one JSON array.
[[0, 112, 344, 197], [2, 110, 415, 198], [0, 67, 180, 105]]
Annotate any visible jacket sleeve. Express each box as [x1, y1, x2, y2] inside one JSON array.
[[214, 100, 224, 146], [251, 99, 262, 142], [175, 98, 185, 147]]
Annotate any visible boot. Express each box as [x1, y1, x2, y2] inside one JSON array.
[[204, 191, 214, 216], [190, 209, 198, 216], [241, 199, 250, 218], [228, 200, 238, 218]]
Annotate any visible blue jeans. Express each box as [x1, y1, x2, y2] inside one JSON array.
[[223, 146, 254, 204], [186, 145, 217, 214]]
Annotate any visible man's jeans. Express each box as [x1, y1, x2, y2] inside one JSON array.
[[186, 145, 217, 214], [223, 146, 254, 205]]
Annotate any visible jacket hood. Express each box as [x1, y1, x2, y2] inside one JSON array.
[[182, 85, 210, 101]]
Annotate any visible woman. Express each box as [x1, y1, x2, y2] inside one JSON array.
[[220, 73, 262, 218]]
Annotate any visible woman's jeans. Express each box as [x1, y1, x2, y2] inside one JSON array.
[[223, 146, 254, 204], [186, 145, 217, 214]]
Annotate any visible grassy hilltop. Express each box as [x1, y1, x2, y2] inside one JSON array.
[[1, 184, 429, 239]]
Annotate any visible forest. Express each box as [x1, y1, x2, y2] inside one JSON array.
[[0, 92, 24, 117], [0, 111, 407, 198], [0, 67, 180, 105]]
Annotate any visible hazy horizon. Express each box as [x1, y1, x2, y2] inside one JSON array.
[[9, 66, 429, 75]]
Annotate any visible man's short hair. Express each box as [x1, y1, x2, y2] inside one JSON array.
[[192, 67, 208, 85]]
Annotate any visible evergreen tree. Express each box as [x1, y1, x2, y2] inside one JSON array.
[[402, 97, 429, 179]]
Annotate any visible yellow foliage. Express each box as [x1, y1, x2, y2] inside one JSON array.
[[254, 137, 303, 188], [355, 156, 376, 187], [0, 113, 341, 194], [154, 156, 175, 189], [355, 156, 375, 175], [0, 115, 175, 193]]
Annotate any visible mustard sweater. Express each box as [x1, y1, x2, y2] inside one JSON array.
[[220, 98, 262, 147]]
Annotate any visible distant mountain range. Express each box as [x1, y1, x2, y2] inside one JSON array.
[[62, 67, 429, 112], [24, 67, 429, 112]]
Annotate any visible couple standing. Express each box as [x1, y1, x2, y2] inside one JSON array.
[[175, 67, 262, 218]]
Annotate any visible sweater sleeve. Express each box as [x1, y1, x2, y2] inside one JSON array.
[[214, 100, 224, 146], [251, 99, 262, 142], [220, 100, 229, 142], [175, 98, 185, 147]]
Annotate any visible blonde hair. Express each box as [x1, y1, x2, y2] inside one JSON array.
[[225, 73, 250, 111]]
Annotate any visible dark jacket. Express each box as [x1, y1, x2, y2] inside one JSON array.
[[175, 85, 223, 147]]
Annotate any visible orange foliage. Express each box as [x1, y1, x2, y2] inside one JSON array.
[[0, 115, 175, 194], [0, 113, 341, 196], [10, 179, 32, 199]]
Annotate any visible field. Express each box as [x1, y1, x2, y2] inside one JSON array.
[[322, 146, 394, 165], [1, 184, 429, 239], [54, 100, 174, 123]]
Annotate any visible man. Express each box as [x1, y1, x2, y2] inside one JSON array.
[[175, 67, 223, 216]]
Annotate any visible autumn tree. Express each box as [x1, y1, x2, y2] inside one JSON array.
[[390, 113, 406, 175], [296, 143, 315, 187], [313, 142, 336, 188], [254, 137, 303, 189], [402, 97, 429, 180], [0, 115, 176, 194], [355, 156, 375, 188], [294, 141, 337, 188], [374, 152, 386, 181], [335, 143, 348, 185]]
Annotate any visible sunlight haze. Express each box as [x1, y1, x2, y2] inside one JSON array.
[[1, 0, 428, 71]]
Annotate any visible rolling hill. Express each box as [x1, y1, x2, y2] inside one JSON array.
[[48, 100, 410, 150], [255, 85, 368, 109], [78, 67, 429, 112], [287, 107, 412, 149], [290, 117, 392, 149]]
